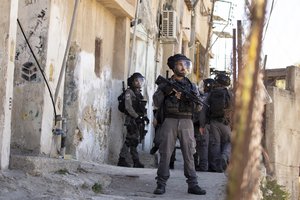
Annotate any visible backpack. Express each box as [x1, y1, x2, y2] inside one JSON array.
[[117, 90, 126, 113], [208, 88, 230, 119]]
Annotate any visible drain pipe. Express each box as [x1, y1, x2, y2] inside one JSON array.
[[128, 0, 141, 77], [54, 0, 79, 103], [53, 0, 79, 158]]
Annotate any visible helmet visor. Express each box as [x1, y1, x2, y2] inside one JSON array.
[[133, 77, 145, 88], [175, 60, 193, 75]]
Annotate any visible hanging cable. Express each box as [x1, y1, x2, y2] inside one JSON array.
[[17, 18, 57, 124], [262, 0, 276, 42]]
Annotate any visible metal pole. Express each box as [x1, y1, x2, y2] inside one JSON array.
[[263, 54, 268, 85], [204, 0, 216, 78], [237, 20, 242, 81], [54, 0, 80, 103], [232, 28, 237, 90]]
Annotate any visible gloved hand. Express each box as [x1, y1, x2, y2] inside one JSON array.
[[135, 116, 144, 124], [160, 84, 173, 95], [143, 116, 150, 124]]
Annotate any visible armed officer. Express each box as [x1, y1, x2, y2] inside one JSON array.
[[193, 78, 215, 171], [152, 54, 206, 195], [117, 72, 148, 168], [202, 73, 232, 172]]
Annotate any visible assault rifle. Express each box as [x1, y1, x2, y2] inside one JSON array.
[[155, 75, 209, 107]]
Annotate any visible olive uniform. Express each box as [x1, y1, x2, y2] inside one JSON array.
[[153, 54, 206, 196], [117, 73, 147, 168]]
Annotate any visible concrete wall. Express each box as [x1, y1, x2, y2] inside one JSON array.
[[265, 66, 300, 200], [12, 0, 51, 154], [0, 0, 18, 169]]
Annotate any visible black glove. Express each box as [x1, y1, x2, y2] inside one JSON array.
[[135, 116, 144, 124], [160, 84, 173, 95], [143, 116, 150, 124]]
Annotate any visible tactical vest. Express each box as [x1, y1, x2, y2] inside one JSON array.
[[131, 90, 147, 116], [163, 78, 195, 119]]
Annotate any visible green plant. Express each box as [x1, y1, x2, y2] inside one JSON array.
[[92, 183, 102, 194], [260, 178, 290, 200], [55, 168, 69, 175]]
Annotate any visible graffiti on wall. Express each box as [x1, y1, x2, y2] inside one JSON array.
[[24, 0, 38, 6], [21, 62, 37, 81], [15, 9, 48, 63], [15, 7, 49, 85]]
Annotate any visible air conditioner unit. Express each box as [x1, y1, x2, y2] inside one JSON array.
[[161, 10, 177, 42]]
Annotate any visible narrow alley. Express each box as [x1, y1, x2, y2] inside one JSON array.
[[1, 1, 300, 199]]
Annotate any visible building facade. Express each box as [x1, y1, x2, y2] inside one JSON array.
[[1, 0, 212, 169]]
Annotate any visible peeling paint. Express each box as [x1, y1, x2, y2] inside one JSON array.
[[64, 51, 112, 162]]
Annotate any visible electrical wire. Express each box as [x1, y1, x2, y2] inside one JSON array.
[[262, 0, 277, 42], [17, 18, 57, 124]]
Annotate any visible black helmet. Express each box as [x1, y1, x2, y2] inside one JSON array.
[[214, 73, 230, 86], [127, 72, 145, 88], [203, 78, 215, 90], [131, 72, 144, 79], [167, 54, 191, 69]]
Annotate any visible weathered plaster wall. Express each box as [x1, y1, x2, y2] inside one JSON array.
[[74, 51, 111, 162], [42, 0, 74, 155], [0, 0, 18, 169], [63, 0, 124, 163], [265, 66, 300, 200], [12, 0, 51, 154]]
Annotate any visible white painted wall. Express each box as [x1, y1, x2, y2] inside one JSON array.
[[0, 0, 18, 169]]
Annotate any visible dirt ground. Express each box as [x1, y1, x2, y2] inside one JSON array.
[[0, 150, 227, 200]]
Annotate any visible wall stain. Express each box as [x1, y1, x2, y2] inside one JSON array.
[[10, 40, 15, 62], [49, 63, 54, 81]]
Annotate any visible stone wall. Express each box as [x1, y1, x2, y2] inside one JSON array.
[[265, 66, 300, 200]]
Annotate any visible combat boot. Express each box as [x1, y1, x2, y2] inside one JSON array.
[[150, 145, 159, 155], [133, 159, 144, 168], [188, 185, 206, 195], [117, 157, 130, 167], [153, 184, 165, 195], [169, 161, 174, 169]]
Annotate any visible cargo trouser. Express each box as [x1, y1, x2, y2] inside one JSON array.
[[194, 124, 209, 171], [208, 119, 231, 172], [119, 120, 140, 161], [156, 118, 198, 188]]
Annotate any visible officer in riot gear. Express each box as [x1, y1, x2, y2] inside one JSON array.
[[152, 54, 206, 195], [193, 78, 215, 171], [204, 73, 232, 172], [117, 72, 148, 168]]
